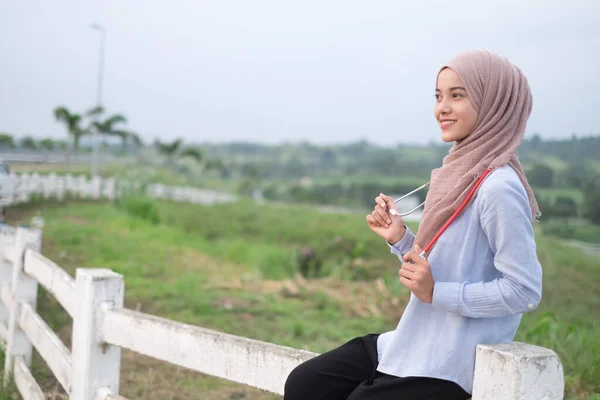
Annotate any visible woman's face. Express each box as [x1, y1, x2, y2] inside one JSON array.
[[434, 68, 478, 142]]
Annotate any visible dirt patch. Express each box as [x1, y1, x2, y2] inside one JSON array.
[[207, 274, 407, 322], [65, 215, 88, 225]]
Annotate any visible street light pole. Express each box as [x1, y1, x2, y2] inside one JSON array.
[[90, 23, 105, 177]]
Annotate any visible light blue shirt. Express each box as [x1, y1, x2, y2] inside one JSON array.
[[376, 166, 543, 394]]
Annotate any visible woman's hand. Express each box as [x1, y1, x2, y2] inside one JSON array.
[[400, 244, 435, 303], [366, 193, 406, 244]]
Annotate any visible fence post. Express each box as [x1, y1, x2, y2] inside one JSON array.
[[0, 226, 13, 333], [57, 175, 66, 201], [3, 226, 42, 382], [92, 176, 102, 200], [71, 268, 124, 400], [472, 342, 564, 399], [78, 175, 86, 199]]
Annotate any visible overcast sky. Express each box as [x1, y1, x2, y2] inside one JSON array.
[[1, 1, 598, 146]]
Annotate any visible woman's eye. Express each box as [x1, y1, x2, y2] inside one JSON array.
[[435, 94, 441, 101], [452, 93, 463, 98]]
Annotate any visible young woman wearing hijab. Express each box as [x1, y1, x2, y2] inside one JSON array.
[[283, 50, 543, 400]]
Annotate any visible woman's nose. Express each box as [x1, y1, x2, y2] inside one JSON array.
[[437, 99, 452, 114]]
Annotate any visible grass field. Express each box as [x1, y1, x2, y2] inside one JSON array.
[[1, 199, 599, 399]]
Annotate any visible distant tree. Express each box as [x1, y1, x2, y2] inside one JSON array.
[[111, 129, 136, 151], [320, 149, 337, 169], [527, 164, 554, 188], [91, 114, 127, 140], [583, 175, 600, 225], [553, 196, 578, 220], [530, 133, 542, 150], [54, 106, 85, 151], [205, 158, 229, 178], [180, 147, 203, 163], [54, 140, 68, 151], [85, 105, 104, 119], [38, 138, 55, 151], [563, 162, 593, 189], [0, 133, 16, 149], [129, 133, 143, 147], [533, 191, 552, 221], [84, 106, 131, 151], [21, 136, 38, 150], [154, 138, 182, 164]]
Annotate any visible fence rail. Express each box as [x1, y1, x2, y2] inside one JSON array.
[[0, 179, 565, 399], [0, 172, 236, 209]]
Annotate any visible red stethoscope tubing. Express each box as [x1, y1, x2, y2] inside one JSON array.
[[420, 167, 493, 257]]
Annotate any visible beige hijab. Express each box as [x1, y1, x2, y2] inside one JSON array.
[[414, 50, 540, 252]]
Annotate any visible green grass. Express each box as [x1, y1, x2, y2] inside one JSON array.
[[2, 200, 599, 398], [0, 347, 19, 399]]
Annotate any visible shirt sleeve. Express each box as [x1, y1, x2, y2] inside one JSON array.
[[387, 225, 416, 262], [432, 176, 543, 318]]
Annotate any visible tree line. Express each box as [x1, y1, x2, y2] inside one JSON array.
[[53, 105, 141, 152]]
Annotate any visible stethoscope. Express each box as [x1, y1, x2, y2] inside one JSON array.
[[389, 181, 430, 218], [388, 167, 493, 258]]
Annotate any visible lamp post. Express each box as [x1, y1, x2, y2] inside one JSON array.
[[90, 23, 105, 177]]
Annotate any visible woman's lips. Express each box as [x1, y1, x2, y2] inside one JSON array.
[[440, 120, 457, 130]]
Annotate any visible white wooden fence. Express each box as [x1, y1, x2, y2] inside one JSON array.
[[0, 172, 236, 208], [0, 174, 565, 399]]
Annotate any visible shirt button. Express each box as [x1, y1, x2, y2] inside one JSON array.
[[528, 304, 534, 309]]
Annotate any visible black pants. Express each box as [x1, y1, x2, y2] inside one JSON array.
[[284, 333, 471, 400]]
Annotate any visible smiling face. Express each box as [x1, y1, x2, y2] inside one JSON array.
[[434, 68, 478, 143]]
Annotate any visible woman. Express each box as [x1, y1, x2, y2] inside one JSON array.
[[284, 50, 543, 399]]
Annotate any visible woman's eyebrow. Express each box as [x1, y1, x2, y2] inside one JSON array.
[[435, 87, 467, 92]]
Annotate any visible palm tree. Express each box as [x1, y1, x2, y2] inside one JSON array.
[[112, 129, 134, 151], [86, 106, 128, 145], [180, 147, 203, 163], [85, 105, 104, 118], [53, 106, 85, 151], [154, 138, 182, 164], [130, 133, 143, 147], [92, 114, 127, 137]]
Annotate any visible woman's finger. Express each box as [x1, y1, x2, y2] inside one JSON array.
[[375, 195, 387, 209], [403, 251, 423, 265], [366, 214, 381, 228], [399, 267, 415, 280], [380, 193, 399, 213], [375, 204, 392, 224], [401, 262, 416, 273], [380, 193, 393, 202], [371, 209, 388, 228]]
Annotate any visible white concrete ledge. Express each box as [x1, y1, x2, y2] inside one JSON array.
[[472, 342, 564, 400], [23, 250, 75, 317], [101, 308, 317, 395], [13, 356, 45, 400]]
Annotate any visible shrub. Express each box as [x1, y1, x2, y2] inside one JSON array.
[[117, 195, 161, 225]]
